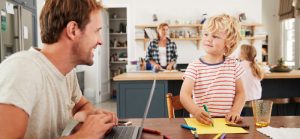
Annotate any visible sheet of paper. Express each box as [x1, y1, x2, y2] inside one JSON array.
[[184, 118, 248, 134], [257, 126, 300, 139]]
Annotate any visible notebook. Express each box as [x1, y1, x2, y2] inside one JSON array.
[[103, 79, 157, 139]]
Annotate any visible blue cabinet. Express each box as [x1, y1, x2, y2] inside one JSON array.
[[116, 81, 168, 118]]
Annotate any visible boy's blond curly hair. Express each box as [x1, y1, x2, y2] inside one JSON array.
[[203, 14, 242, 56]]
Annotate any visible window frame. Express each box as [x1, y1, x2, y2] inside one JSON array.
[[281, 18, 296, 67]]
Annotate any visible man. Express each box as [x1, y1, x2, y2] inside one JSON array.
[[0, 0, 117, 138]]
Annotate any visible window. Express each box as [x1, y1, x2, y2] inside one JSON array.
[[281, 18, 295, 66]]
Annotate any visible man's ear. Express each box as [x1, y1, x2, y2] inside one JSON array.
[[66, 21, 80, 40]]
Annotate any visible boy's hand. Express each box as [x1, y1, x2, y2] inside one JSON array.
[[225, 111, 242, 123], [194, 109, 213, 125]]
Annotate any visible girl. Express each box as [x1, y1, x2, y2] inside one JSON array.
[[239, 44, 264, 101]]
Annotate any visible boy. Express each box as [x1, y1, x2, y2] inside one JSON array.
[[180, 14, 245, 125]]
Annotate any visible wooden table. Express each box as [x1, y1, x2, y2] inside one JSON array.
[[127, 116, 300, 139]]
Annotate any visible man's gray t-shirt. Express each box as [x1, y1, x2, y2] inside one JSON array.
[[0, 48, 82, 139]]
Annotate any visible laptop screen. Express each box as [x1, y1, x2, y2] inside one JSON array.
[[136, 79, 156, 139]]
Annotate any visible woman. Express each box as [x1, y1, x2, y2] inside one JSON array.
[[145, 23, 178, 70]]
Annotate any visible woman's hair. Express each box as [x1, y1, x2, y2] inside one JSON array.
[[40, 0, 103, 44], [203, 14, 242, 56], [240, 44, 264, 79], [157, 23, 169, 40]]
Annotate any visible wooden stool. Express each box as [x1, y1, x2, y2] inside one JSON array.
[[267, 98, 290, 116], [291, 97, 300, 103], [269, 98, 290, 104], [291, 97, 300, 115]]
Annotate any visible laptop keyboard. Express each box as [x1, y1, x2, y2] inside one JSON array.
[[104, 126, 137, 139]]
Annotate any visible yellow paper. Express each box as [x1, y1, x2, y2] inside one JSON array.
[[184, 118, 248, 134]]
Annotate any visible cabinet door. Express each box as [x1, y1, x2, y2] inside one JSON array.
[[117, 81, 168, 118]]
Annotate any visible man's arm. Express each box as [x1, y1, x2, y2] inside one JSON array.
[[0, 104, 29, 138], [72, 96, 94, 117]]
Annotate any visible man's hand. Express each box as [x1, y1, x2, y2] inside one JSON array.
[[94, 109, 118, 125], [73, 114, 115, 139], [73, 109, 118, 125]]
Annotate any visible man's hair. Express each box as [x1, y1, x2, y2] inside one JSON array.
[[203, 14, 241, 56], [40, 0, 103, 44]]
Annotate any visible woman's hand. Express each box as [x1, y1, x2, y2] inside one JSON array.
[[166, 64, 173, 70], [193, 109, 213, 125], [225, 111, 242, 123], [153, 64, 162, 70]]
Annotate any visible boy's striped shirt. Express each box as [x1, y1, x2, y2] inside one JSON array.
[[183, 57, 244, 116]]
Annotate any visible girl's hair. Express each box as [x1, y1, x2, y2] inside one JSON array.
[[240, 44, 264, 79], [203, 14, 242, 56], [157, 23, 169, 40]]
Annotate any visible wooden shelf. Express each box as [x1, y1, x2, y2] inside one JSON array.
[[241, 23, 263, 27], [110, 33, 127, 35], [243, 35, 266, 40], [136, 24, 202, 28], [110, 18, 127, 21], [135, 37, 200, 41], [136, 23, 261, 28], [110, 61, 127, 64], [136, 37, 201, 50], [110, 47, 127, 50], [136, 24, 202, 50], [135, 23, 265, 50]]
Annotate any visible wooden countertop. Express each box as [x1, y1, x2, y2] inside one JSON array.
[[113, 70, 300, 81], [113, 71, 183, 81], [264, 70, 300, 79]]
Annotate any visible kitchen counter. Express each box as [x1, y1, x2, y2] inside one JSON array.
[[113, 70, 300, 81], [264, 70, 300, 79], [113, 71, 183, 81], [113, 70, 300, 118]]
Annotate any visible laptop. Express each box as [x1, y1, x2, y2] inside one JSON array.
[[103, 79, 156, 139]]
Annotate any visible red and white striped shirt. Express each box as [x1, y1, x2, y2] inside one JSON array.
[[183, 57, 244, 116]]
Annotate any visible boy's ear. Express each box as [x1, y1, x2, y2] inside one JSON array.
[[66, 21, 80, 40]]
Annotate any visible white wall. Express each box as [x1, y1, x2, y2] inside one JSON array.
[[296, 18, 300, 68], [131, 0, 262, 63], [36, 0, 44, 48], [262, 0, 281, 65]]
